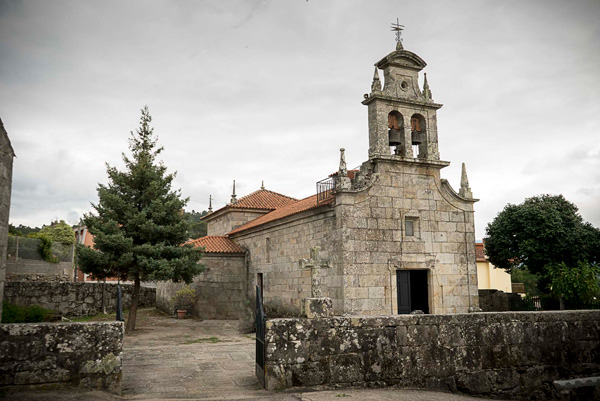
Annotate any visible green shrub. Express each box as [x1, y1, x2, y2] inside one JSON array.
[[171, 286, 196, 311], [26, 233, 59, 263], [1, 302, 55, 323]]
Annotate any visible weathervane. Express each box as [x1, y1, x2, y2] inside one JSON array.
[[390, 18, 404, 45]]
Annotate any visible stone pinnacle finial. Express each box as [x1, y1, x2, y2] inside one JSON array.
[[208, 195, 213, 212], [371, 66, 382, 93], [230, 180, 237, 203], [261, 180, 265, 190], [338, 148, 348, 176], [336, 148, 352, 191], [396, 40, 403, 51], [459, 163, 473, 199], [423, 72, 433, 101]]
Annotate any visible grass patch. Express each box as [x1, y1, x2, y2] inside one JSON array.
[[1, 302, 55, 323], [181, 336, 231, 345], [72, 312, 117, 322]]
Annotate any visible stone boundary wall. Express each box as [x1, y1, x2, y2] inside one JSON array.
[[156, 254, 247, 320], [479, 289, 522, 312], [4, 282, 156, 317], [0, 321, 123, 393], [263, 311, 600, 399]]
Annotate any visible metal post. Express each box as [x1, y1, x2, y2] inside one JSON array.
[[116, 269, 124, 322]]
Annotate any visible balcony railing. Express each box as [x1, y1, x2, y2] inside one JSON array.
[[316, 176, 335, 204]]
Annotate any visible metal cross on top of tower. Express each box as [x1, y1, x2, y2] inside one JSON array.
[[390, 18, 404, 47]]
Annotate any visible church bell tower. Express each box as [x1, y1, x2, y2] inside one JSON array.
[[362, 33, 442, 162]]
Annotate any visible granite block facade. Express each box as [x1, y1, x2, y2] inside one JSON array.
[[263, 311, 600, 399], [0, 321, 123, 393], [156, 254, 246, 320], [207, 210, 267, 236], [231, 208, 340, 317]]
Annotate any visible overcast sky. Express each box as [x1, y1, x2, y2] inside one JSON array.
[[1, 0, 599, 240]]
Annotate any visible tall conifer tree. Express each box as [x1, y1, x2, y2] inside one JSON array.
[[78, 106, 203, 333]]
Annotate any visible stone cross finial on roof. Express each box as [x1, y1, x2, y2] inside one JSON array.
[[208, 195, 213, 212], [261, 180, 265, 190], [391, 18, 404, 50], [459, 163, 473, 199], [299, 246, 330, 298], [230, 180, 237, 203]]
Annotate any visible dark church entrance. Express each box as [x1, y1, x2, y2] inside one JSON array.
[[396, 269, 429, 314]]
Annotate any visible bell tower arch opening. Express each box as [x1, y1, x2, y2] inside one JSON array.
[[410, 113, 427, 159], [388, 110, 404, 156]]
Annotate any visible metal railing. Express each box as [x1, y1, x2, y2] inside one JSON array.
[[316, 176, 335, 204]]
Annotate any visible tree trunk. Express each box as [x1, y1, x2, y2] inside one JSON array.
[[125, 276, 141, 334], [559, 296, 565, 311]]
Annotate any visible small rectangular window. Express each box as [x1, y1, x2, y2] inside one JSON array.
[[405, 219, 414, 236], [266, 238, 271, 263]]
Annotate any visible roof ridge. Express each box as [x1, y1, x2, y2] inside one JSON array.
[[228, 192, 333, 235], [227, 188, 297, 206]]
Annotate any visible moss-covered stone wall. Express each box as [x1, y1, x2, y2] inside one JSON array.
[[0, 321, 123, 393], [263, 310, 600, 399]]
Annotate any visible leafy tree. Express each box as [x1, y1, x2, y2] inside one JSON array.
[[9, 224, 40, 236], [78, 106, 204, 333], [184, 210, 208, 239], [485, 194, 600, 294], [510, 267, 542, 296], [40, 220, 76, 245], [548, 261, 600, 308]]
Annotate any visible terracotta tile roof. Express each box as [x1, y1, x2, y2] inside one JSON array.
[[475, 242, 486, 262], [228, 193, 334, 235], [330, 169, 359, 180], [230, 189, 297, 210], [187, 236, 244, 254]]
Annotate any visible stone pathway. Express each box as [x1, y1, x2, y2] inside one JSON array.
[[122, 309, 263, 398]]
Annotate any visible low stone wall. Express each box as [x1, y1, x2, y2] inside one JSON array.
[[4, 282, 156, 317], [0, 321, 123, 393], [263, 311, 600, 399], [479, 289, 522, 312], [157, 254, 247, 320]]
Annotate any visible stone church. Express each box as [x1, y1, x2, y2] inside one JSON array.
[[157, 40, 479, 318]]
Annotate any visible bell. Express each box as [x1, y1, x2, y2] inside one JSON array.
[[389, 129, 403, 146], [411, 130, 423, 145]]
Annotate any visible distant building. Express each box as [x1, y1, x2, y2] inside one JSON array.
[[0, 118, 16, 319], [74, 225, 94, 281], [476, 242, 512, 293]]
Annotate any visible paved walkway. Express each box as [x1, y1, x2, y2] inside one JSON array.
[[6, 308, 499, 400], [122, 309, 260, 398]]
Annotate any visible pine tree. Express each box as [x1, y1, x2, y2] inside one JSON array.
[[79, 106, 204, 333]]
